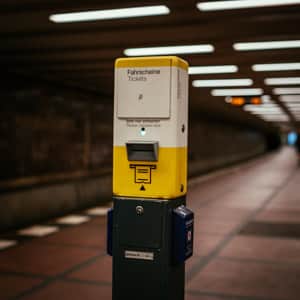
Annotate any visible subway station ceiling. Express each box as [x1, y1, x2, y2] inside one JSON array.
[[1, 0, 300, 129]]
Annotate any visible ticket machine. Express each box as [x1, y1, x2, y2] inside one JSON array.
[[107, 56, 194, 300]]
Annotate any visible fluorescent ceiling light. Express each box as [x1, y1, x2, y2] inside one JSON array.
[[261, 95, 274, 103], [252, 63, 300, 72], [265, 77, 300, 85], [249, 109, 282, 112], [262, 114, 288, 117], [189, 65, 238, 75], [192, 79, 253, 87], [285, 102, 300, 105], [244, 106, 282, 112], [256, 114, 287, 117], [259, 118, 288, 122], [249, 110, 284, 114], [245, 103, 278, 107], [211, 88, 263, 96], [245, 107, 281, 110], [244, 105, 280, 109], [279, 95, 300, 102], [49, 5, 170, 23], [262, 119, 289, 122], [197, 0, 300, 11], [286, 106, 300, 110], [124, 44, 214, 56], [262, 117, 290, 121], [246, 110, 284, 114], [273, 88, 300, 95], [262, 95, 271, 101], [233, 40, 300, 51]]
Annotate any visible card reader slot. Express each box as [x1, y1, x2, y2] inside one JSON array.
[[126, 142, 158, 162]]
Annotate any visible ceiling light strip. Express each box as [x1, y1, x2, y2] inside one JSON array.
[[234, 40, 300, 51], [211, 88, 263, 96], [197, 0, 300, 11], [192, 79, 253, 87], [249, 110, 285, 113], [265, 77, 300, 85], [279, 95, 300, 102], [124, 44, 214, 56], [273, 88, 300, 95], [252, 63, 300, 72], [189, 65, 238, 74], [50, 5, 170, 23]]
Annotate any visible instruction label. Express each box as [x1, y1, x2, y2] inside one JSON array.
[[130, 164, 156, 184], [125, 250, 154, 261], [116, 66, 171, 119]]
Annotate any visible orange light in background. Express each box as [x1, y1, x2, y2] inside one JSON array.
[[250, 97, 262, 105], [231, 97, 245, 106]]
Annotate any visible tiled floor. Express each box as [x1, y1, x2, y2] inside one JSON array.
[[187, 258, 300, 300], [0, 147, 299, 300]]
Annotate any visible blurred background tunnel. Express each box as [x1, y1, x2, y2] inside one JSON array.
[[1, 0, 299, 232]]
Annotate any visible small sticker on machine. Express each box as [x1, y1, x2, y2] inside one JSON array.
[[125, 250, 154, 261]]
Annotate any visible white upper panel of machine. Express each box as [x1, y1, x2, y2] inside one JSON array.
[[114, 65, 188, 148]]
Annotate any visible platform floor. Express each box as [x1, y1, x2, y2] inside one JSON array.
[[0, 147, 300, 300]]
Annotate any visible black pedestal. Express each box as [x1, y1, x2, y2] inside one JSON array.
[[112, 196, 186, 300]]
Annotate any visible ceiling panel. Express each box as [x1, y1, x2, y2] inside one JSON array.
[[2, 0, 300, 128]]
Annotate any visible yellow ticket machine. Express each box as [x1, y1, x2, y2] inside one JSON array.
[[108, 56, 193, 300]]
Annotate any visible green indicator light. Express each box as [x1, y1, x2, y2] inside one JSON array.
[[140, 127, 146, 136]]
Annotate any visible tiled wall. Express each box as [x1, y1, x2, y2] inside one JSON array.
[[188, 120, 267, 176], [0, 85, 112, 183]]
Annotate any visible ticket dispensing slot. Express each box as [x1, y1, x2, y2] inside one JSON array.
[[126, 142, 158, 162]]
